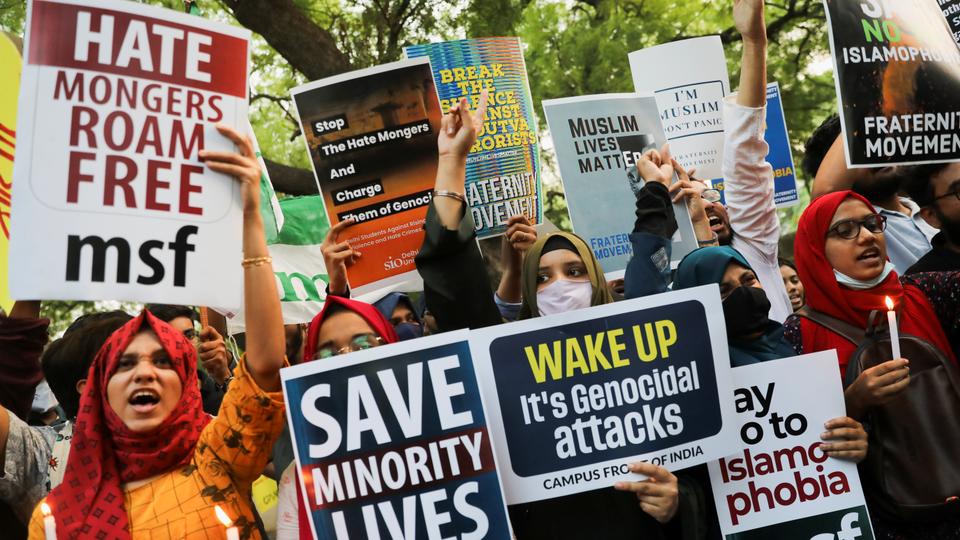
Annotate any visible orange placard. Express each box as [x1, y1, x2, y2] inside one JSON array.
[[292, 58, 441, 294]]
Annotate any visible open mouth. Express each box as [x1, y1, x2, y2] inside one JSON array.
[[128, 389, 161, 413], [857, 247, 881, 263], [708, 215, 724, 231]]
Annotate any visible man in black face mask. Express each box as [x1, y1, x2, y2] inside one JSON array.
[[804, 116, 938, 274], [904, 162, 960, 274]]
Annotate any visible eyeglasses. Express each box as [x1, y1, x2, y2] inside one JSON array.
[[933, 188, 960, 203], [827, 214, 887, 239], [701, 189, 722, 203], [313, 333, 383, 359]]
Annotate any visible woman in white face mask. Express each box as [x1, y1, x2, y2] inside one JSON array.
[[517, 233, 614, 318]]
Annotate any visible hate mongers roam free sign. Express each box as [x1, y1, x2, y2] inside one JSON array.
[[9, 0, 250, 307]]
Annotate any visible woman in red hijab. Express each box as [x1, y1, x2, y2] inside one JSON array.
[[28, 125, 288, 540], [274, 295, 398, 540], [784, 190, 960, 540]]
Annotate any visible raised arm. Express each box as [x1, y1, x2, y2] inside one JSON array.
[[734, 0, 767, 108], [415, 94, 502, 331], [201, 125, 285, 391]]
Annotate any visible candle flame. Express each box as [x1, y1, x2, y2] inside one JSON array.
[[40, 502, 51, 516], [215, 505, 233, 527], [885, 296, 894, 310]]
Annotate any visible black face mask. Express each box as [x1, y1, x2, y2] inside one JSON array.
[[722, 286, 771, 339]]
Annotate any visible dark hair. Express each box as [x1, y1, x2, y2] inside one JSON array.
[[901, 163, 951, 207], [801, 115, 842, 180], [778, 258, 797, 272], [42, 311, 132, 418], [144, 304, 198, 324]]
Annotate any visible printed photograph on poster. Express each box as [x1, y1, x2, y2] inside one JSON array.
[[9, 0, 250, 307], [405, 37, 542, 239], [543, 93, 698, 277], [628, 36, 729, 183], [291, 58, 441, 295], [708, 352, 875, 539], [824, 0, 960, 167], [469, 285, 738, 504], [712, 82, 799, 208], [280, 330, 513, 540]]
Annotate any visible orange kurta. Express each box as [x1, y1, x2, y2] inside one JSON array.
[[29, 358, 285, 539]]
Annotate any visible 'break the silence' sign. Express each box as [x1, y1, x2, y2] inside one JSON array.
[[470, 285, 738, 504], [10, 0, 250, 307], [281, 330, 512, 540]]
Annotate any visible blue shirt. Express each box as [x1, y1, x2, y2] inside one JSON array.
[[879, 198, 938, 275]]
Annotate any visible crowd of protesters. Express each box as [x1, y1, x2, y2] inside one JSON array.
[[2, 0, 960, 538]]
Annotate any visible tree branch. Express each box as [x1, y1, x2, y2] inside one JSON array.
[[221, 0, 351, 80], [264, 159, 319, 196]]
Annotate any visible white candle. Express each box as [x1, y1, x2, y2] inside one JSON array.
[[885, 296, 901, 360], [215, 505, 239, 540], [41, 502, 57, 540]]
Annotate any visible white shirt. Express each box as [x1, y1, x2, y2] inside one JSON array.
[[722, 95, 793, 323]]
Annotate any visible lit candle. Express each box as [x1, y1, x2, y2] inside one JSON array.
[[885, 296, 901, 360], [41, 502, 57, 540], [215, 505, 240, 540]]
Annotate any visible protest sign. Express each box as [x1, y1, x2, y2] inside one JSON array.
[[940, 0, 960, 45], [713, 82, 799, 208], [470, 285, 737, 504], [9, 0, 250, 307], [291, 59, 441, 295], [0, 32, 20, 314], [281, 330, 512, 539], [708, 351, 874, 539], [405, 37, 542, 239], [543, 93, 698, 276], [824, 0, 960, 167], [628, 36, 729, 183]]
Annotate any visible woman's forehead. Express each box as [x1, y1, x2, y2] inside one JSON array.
[[539, 248, 583, 266], [830, 197, 873, 223]]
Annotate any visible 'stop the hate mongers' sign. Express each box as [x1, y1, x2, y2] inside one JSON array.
[[9, 0, 250, 307]]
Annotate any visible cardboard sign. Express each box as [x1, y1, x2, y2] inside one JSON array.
[[405, 37, 542, 239], [542, 93, 698, 276], [628, 36, 729, 183], [469, 285, 738, 504], [824, 0, 960, 166], [281, 330, 512, 539], [708, 352, 874, 539], [10, 0, 250, 306], [0, 32, 21, 313], [291, 59, 441, 295]]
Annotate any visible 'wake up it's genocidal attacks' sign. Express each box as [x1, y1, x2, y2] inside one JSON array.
[[281, 330, 512, 540], [470, 285, 739, 504], [10, 0, 250, 307]]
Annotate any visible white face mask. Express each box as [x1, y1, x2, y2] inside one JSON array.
[[537, 279, 594, 316], [834, 261, 896, 290]]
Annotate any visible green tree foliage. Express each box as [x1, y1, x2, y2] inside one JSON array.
[[0, 0, 835, 327]]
